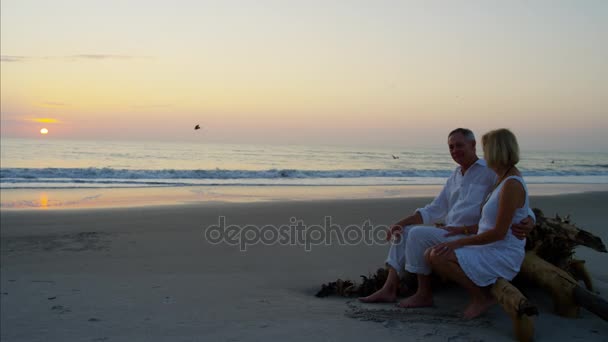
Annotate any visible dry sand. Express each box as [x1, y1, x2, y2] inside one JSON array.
[[1, 192, 608, 341]]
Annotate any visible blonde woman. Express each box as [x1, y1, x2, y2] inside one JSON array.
[[427, 128, 530, 319]]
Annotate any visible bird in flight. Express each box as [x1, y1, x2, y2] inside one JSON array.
[[392, 155, 399, 159], [194, 124, 201, 130]]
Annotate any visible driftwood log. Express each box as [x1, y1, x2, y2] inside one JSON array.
[[316, 208, 608, 341], [491, 278, 538, 342], [518, 209, 608, 321]]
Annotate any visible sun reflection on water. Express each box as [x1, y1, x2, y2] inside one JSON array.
[[39, 192, 49, 209]]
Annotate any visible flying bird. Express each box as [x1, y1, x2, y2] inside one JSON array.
[[392, 155, 399, 159], [194, 124, 201, 130]]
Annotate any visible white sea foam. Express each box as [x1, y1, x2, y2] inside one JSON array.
[[1, 138, 607, 188]]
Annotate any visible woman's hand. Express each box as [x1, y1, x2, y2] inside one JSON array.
[[431, 240, 463, 256]]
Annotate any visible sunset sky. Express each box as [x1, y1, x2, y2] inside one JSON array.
[[1, 0, 607, 151]]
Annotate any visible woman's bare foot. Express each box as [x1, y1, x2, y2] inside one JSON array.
[[358, 288, 397, 303], [396, 292, 433, 308], [463, 296, 497, 319]]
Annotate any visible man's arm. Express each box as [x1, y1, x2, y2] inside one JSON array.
[[416, 176, 451, 225], [512, 217, 534, 240], [386, 170, 453, 241], [386, 212, 423, 241], [396, 211, 424, 227], [511, 204, 536, 239]]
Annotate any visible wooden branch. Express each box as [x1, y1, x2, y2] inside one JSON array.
[[568, 259, 594, 291], [491, 278, 538, 342], [573, 286, 608, 322], [529, 208, 607, 257], [520, 252, 580, 317]]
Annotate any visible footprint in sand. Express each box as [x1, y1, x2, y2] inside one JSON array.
[[345, 300, 491, 328], [51, 305, 71, 314]]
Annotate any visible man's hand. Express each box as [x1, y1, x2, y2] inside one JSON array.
[[443, 226, 466, 237], [386, 224, 403, 241], [512, 216, 535, 240]]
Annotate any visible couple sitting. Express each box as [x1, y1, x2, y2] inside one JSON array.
[[360, 128, 535, 319]]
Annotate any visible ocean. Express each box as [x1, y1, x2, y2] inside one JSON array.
[[1, 138, 607, 189]]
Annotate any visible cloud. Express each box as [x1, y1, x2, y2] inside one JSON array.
[[27, 118, 61, 124], [67, 54, 139, 60], [62, 54, 154, 62], [38, 102, 67, 108], [131, 104, 174, 109], [1, 55, 28, 62], [1, 54, 151, 62]]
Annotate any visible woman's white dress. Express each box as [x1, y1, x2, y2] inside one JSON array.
[[454, 175, 529, 287]]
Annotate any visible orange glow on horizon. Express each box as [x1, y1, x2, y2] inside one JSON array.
[[30, 118, 60, 124]]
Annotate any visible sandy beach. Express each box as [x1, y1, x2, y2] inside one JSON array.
[[2, 192, 608, 341]]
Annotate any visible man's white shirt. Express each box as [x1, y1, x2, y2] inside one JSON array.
[[416, 159, 533, 227]]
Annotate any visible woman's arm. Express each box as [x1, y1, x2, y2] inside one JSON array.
[[443, 224, 479, 237], [458, 179, 525, 246], [434, 179, 526, 254]]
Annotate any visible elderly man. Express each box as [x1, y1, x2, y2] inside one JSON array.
[[359, 128, 534, 306]]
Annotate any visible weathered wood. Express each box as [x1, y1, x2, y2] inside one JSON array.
[[513, 316, 535, 342], [573, 285, 608, 322], [491, 278, 537, 342], [520, 252, 579, 317], [526, 209, 606, 271], [520, 252, 608, 321], [316, 268, 389, 297], [492, 278, 539, 317], [567, 259, 594, 291], [315, 278, 355, 297]]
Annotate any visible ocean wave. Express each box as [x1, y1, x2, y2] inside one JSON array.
[[1, 166, 608, 183], [574, 164, 608, 168], [0, 167, 455, 181]]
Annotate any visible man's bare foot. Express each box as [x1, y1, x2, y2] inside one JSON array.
[[463, 297, 497, 319], [358, 288, 397, 303], [396, 292, 433, 308]]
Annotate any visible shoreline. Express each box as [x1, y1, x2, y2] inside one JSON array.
[[2, 183, 608, 211]]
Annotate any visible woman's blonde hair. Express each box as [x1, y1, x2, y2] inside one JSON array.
[[482, 129, 520, 169]]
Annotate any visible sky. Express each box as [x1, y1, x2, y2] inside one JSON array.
[[1, 0, 607, 151]]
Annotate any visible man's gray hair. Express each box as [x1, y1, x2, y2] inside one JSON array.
[[448, 128, 475, 141]]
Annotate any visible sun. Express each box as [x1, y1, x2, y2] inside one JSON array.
[[40, 128, 49, 135]]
